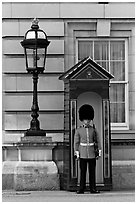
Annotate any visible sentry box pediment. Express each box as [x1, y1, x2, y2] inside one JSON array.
[[59, 56, 114, 99], [59, 56, 114, 81]]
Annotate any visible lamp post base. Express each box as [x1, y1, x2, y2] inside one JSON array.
[[24, 129, 46, 137]]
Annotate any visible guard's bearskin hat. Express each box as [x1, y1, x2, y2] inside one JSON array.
[[79, 104, 94, 121]]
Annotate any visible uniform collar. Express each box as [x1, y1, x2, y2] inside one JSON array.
[[83, 124, 93, 128]]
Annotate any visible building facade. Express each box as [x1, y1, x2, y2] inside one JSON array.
[[2, 2, 135, 190]]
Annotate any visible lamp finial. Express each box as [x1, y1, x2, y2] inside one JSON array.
[[31, 18, 39, 29]]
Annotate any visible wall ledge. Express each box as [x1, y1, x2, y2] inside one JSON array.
[[112, 160, 135, 166], [111, 139, 135, 146]]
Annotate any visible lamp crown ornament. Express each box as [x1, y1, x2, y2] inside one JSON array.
[[31, 18, 39, 30]]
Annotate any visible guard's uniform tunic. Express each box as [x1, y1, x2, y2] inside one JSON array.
[[74, 124, 101, 191]]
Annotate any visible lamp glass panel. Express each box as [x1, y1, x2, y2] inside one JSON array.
[[37, 48, 46, 68], [26, 48, 37, 69], [26, 31, 35, 39], [37, 31, 46, 39]]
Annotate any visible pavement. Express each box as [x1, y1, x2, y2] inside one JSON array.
[[2, 189, 135, 202]]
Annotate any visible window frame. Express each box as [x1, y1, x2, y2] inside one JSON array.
[[76, 38, 129, 130]]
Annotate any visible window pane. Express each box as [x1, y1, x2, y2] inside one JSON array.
[[110, 41, 125, 60], [110, 84, 125, 123], [96, 61, 109, 71], [78, 41, 93, 60], [110, 61, 125, 81], [94, 41, 109, 61], [110, 84, 125, 102], [110, 103, 125, 123]]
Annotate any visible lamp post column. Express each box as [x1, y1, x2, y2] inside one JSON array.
[[30, 72, 40, 131], [25, 71, 45, 136]]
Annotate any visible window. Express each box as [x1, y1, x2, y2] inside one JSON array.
[[77, 39, 128, 129]]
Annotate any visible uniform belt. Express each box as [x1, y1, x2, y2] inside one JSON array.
[[80, 143, 94, 146]]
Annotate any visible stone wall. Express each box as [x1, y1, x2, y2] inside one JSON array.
[[112, 161, 135, 190], [3, 161, 60, 191]]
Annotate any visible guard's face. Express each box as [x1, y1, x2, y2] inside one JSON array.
[[83, 120, 91, 125]]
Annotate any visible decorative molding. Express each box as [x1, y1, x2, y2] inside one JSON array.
[[4, 91, 64, 94], [111, 139, 135, 146]]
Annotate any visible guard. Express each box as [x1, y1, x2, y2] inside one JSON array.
[[74, 104, 101, 194]]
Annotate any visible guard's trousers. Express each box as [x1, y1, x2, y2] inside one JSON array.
[[79, 158, 96, 191]]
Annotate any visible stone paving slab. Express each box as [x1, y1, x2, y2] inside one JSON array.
[[2, 190, 135, 202]]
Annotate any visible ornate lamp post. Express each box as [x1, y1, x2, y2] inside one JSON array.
[[21, 18, 50, 136]]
